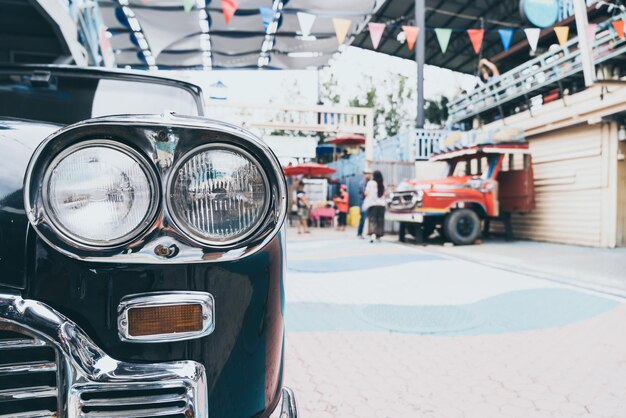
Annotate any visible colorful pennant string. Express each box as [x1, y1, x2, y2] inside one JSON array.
[[368, 22, 386, 49], [554, 26, 569, 47], [524, 28, 540, 52], [182, 0, 194, 12], [467, 29, 484, 54], [222, 0, 238, 24], [498, 29, 514, 51], [333, 18, 352, 44], [402, 26, 420, 51], [612, 19, 625, 39], [297, 12, 316, 37], [259, 7, 274, 32], [434, 28, 452, 54]]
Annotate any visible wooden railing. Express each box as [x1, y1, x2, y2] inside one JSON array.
[[415, 129, 447, 160], [205, 102, 374, 135], [449, 15, 626, 124], [205, 102, 375, 159]]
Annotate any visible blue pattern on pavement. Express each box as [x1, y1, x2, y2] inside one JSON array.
[[288, 253, 444, 273], [286, 288, 619, 335]]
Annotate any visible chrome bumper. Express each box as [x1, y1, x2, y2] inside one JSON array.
[[0, 293, 208, 418], [276, 387, 298, 418], [385, 212, 425, 223]]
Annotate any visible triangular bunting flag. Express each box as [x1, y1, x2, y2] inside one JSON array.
[[434, 28, 452, 54], [586, 23, 598, 48], [467, 29, 484, 54], [498, 29, 514, 51], [613, 20, 625, 40], [554, 26, 569, 47], [183, 0, 194, 12], [524, 28, 540, 52], [333, 18, 352, 44], [222, 0, 238, 24], [402, 26, 420, 51], [297, 12, 316, 37], [368, 22, 385, 49], [259, 7, 274, 32]]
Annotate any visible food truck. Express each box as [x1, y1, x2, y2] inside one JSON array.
[[387, 129, 535, 245]]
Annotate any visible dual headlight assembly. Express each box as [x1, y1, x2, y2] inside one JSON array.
[[25, 115, 286, 262]]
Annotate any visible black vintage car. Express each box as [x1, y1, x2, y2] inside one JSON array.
[[0, 65, 295, 418]]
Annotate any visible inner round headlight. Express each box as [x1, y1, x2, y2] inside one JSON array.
[[44, 142, 157, 246], [169, 145, 269, 245]]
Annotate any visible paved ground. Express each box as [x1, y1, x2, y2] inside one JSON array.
[[427, 239, 626, 298], [283, 228, 626, 417]]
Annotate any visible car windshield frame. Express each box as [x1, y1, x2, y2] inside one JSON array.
[[0, 65, 205, 124]]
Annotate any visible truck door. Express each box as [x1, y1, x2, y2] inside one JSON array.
[[497, 153, 535, 214]]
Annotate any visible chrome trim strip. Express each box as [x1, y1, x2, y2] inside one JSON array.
[[80, 393, 186, 407], [117, 291, 215, 343], [0, 386, 58, 401], [0, 411, 56, 418], [79, 405, 188, 418], [0, 293, 209, 418], [0, 360, 56, 376], [0, 338, 46, 349], [279, 387, 298, 418]]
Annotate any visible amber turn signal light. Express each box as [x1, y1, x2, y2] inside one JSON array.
[[118, 292, 215, 343], [127, 304, 203, 337]]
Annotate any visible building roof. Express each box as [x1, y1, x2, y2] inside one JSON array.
[[98, 0, 385, 70]]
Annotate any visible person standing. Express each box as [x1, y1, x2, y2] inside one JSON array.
[[357, 169, 372, 238], [362, 170, 386, 243], [295, 182, 311, 234], [333, 184, 349, 232]]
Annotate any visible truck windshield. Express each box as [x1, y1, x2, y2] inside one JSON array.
[[449, 155, 499, 179], [0, 71, 202, 125]]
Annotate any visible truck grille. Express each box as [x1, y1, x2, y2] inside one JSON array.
[[78, 386, 190, 418], [389, 191, 420, 211], [0, 329, 59, 418]]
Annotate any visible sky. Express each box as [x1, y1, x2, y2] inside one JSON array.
[[167, 46, 478, 108]]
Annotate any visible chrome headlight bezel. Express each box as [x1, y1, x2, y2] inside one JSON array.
[[166, 143, 272, 247], [40, 139, 161, 248], [24, 114, 288, 264]]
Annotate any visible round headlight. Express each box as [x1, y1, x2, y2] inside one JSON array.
[[44, 142, 157, 246], [169, 145, 269, 245]]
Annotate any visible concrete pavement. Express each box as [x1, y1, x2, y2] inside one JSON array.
[[423, 239, 626, 298], [283, 228, 626, 417]]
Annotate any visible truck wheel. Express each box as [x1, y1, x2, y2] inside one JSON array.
[[399, 222, 407, 242], [444, 209, 481, 245]]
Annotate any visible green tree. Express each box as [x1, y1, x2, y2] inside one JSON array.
[[383, 75, 414, 137], [320, 74, 341, 105], [425, 96, 450, 127]]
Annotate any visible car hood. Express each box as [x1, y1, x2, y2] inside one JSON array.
[[0, 117, 61, 289], [401, 176, 475, 190]]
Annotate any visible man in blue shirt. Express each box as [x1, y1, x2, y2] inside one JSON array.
[[357, 169, 372, 238]]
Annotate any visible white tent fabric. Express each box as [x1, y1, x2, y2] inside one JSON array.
[[98, 0, 383, 69], [132, 8, 200, 57], [157, 51, 205, 67], [273, 35, 338, 54], [212, 52, 259, 68], [210, 34, 264, 55], [209, 12, 264, 33]]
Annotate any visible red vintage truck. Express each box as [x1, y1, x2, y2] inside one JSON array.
[[386, 130, 535, 245]]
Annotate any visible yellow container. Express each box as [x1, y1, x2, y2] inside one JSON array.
[[347, 206, 361, 227]]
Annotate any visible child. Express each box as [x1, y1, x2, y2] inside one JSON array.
[[333, 184, 349, 232]]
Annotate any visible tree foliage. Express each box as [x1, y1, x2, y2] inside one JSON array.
[[323, 73, 415, 138], [425, 96, 450, 127]]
